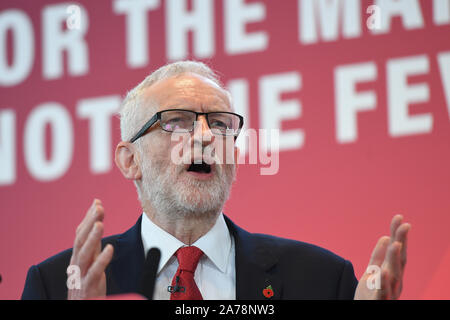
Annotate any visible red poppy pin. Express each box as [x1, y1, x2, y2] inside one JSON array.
[[263, 285, 274, 298]]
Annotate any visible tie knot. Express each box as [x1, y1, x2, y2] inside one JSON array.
[[175, 246, 203, 273]]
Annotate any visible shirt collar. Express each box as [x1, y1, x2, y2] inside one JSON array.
[[141, 212, 232, 274], [192, 213, 232, 273]]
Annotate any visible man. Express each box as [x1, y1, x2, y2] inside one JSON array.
[[22, 61, 410, 300]]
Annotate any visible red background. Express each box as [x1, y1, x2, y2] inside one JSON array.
[[1, 0, 449, 299]]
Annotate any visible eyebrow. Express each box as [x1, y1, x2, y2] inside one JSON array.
[[161, 104, 230, 113]]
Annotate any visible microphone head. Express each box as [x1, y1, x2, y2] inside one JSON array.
[[147, 247, 161, 266], [139, 247, 161, 300]]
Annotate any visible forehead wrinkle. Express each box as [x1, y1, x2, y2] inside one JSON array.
[[163, 95, 229, 112], [145, 75, 231, 112]]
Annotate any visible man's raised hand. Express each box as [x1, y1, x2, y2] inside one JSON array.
[[355, 214, 411, 300], [67, 199, 114, 300]]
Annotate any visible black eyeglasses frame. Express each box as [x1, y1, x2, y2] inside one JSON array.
[[129, 109, 244, 143]]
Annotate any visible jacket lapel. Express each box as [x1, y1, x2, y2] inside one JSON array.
[[106, 216, 145, 295], [224, 215, 283, 300]]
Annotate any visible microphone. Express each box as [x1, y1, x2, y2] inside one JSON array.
[[167, 275, 185, 293], [139, 247, 161, 300]]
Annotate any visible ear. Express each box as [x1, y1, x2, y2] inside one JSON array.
[[115, 141, 142, 180]]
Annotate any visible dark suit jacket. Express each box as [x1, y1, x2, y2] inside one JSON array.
[[21, 215, 358, 300]]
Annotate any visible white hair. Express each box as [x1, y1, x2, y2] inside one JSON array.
[[118, 60, 230, 142]]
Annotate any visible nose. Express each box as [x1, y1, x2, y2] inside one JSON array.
[[193, 115, 214, 147]]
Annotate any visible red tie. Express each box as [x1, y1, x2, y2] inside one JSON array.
[[169, 246, 204, 300]]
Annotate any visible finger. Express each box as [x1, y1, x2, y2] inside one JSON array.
[[77, 199, 105, 237], [376, 268, 392, 300], [84, 244, 114, 290], [382, 241, 404, 299], [368, 236, 390, 267], [77, 199, 102, 232], [383, 241, 402, 281], [77, 221, 104, 276], [390, 215, 403, 244], [395, 223, 411, 268], [73, 200, 104, 257]]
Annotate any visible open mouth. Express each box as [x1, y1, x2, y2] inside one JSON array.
[[187, 161, 212, 174]]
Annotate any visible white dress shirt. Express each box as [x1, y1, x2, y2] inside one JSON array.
[[141, 212, 236, 300]]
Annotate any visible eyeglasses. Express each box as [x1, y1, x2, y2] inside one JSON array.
[[129, 109, 244, 143]]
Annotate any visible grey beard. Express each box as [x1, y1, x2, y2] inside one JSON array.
[[139, 156, 235, 220]]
